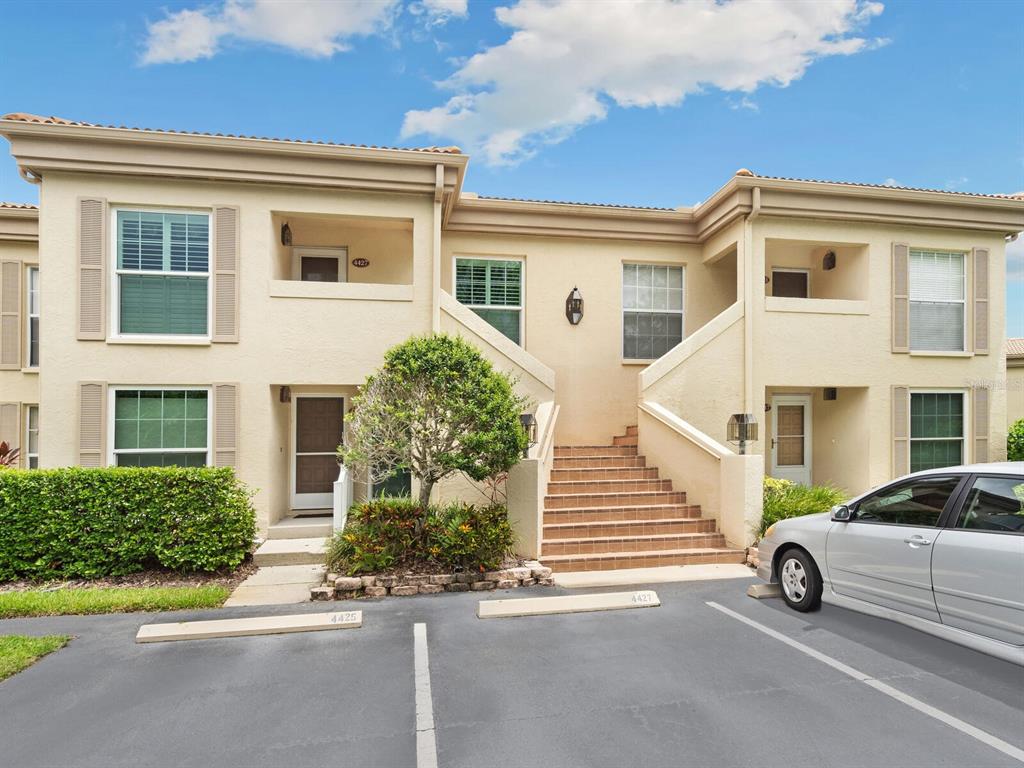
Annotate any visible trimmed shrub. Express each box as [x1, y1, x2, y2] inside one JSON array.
[[326, 497, 515, 575], [0, 467, 256, 581], [760, 477, 846, 538], [1008, 419, 1024, 461]]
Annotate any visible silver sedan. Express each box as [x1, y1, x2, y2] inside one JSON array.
[[757, 462, 1024, 665]]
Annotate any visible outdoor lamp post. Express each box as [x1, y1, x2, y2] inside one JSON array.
[[565, 286, 584, 325], [727, 413, 758, 455], [519, 412, 538, 457]]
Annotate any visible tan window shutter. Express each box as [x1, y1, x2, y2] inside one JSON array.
[[212, 206, 240, 342], [212, 383, 239, 467], [891, 242, 910, 353], [0, 260, 21, 369], [79, 382, 106, 467], [892, 385, 910, 476], [78, 198, 107, 340], [0, 402, 21, 460], [972, 247, 989, 355], [972, 386, 990, 463]]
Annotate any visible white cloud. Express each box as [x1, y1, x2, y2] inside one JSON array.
[[402, 0, 886, 165], [414, 0, 468, 24], [141, 0, 399, 64], [882, 178, 900, 187], [1008, 235, 1024, 283]]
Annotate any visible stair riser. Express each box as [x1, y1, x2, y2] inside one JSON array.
[[624, 425, 638, 437], [254, 551, 325, 567], [552, 456, 647, 469], [550, 467, 659, 481], [547, 479, 672, 494], [267, 523, 333, 540], [553, 446, 638, 458], [543, 534, 728, 556], [612, 435, 638, 447], [544, 550, 747, 572], [542, 505, 702, 523], [542, 519, 716, 539], [545, 492, 687, 509]]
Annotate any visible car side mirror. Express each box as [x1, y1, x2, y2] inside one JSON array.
[[831, 504, 854, 522]]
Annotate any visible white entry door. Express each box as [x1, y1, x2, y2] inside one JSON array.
[[770, 395, 812, 485], [291, 396, 344, 509]]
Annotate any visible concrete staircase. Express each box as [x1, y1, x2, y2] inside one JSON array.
[[540, 426, 746, 572], [253, 513, 331, 566]]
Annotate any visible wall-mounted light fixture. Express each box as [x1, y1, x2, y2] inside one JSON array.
[[519, 412, 538, 457], [823, 250, 837, 271], [823, 387, 838, 401], [281, 222, 293, 246], [727, 413, 758, 455], [565, 286, 584, 325], [279, 386, 291, 403]]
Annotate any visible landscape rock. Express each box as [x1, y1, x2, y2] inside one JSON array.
[[391, 585, 419, 596], [445, 582, 470, 592], [537, 577, 554, 586], [429, 574, 455, 585], [418, 584, 444, 594], [508, 567, 532, 580], [337, 590, 359, 600], [376, 576, 399, 588], [455, 572, 481, 584], [520, 578, 537, 587], [483, 570, 511, 581], [310, 586, 335, 601], [326, 573, 339, 584], [364, 585, 388, 597], [470, 580, 496, 591], [334, 577, 363, 591], [400, 575, 430, 586], [530, 566, 553, 579], [360, 576, 377, 588], [495, 579, 517, 590]]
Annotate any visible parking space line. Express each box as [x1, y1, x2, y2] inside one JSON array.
[[706, 601, 1024, 765], [414, 622, 438, 768]]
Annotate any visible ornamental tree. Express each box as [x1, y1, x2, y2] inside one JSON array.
[[339, 334, 528, 513]]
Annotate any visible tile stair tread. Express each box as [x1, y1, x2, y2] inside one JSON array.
[[542, 532, 718, 544], [543, 504, 700, 514], [543, 517, 704, 529], [546, 489, 682, 497], [542, 547, 746, 562]]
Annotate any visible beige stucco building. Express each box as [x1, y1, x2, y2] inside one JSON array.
[[2, 112, 1022, 571], [1008, 338, 1024, 426]]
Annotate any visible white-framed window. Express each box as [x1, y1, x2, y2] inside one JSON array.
[[108, 387, 211, 467], [622, 263, 684, 360], [24, 404, 38, 469], [454, 256, 523, 345], [770, 267, 810, 298], [292, 246, 348, 283], [909, 390, 966, 473], [909, 249, 965, 352], [25, 265, 39, 367], [111, 208, 211, 338]]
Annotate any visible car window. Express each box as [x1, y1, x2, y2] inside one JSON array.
[[854, 476, 961, 527], [957, 476, 1024, 534]]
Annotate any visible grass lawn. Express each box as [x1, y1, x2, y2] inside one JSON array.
[[0, 635, 71, 681], [0, 585, 230, 619]]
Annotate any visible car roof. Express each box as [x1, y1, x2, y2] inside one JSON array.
[[906, 462, 1024, 478]]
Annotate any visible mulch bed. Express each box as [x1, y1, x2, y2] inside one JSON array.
[[0, 561, 258, 593]]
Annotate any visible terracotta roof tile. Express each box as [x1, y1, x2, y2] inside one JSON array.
[[743, 171, 1023, 201], [0, 202, 38, 210], [1, 113, 462, 155], [475, 195, 677, 212], [1008, 338, 1024, 358]]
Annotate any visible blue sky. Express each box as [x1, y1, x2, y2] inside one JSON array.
[[1, 0, 1021, 332]]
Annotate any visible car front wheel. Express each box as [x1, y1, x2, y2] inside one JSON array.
[[777, 548, 822, 612]]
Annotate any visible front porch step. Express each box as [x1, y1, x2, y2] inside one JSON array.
[[254, 537, 327, 567], [543, 517, 717, 539], [550, 467, 659, 481], [545, 490, 687, 509], [541, 547, 747, 572], [547, 478, 672, 494], [552, 455, 648, 469], [554, 445, 638, 458], [542, 532, 728, 556], [268, 516, 333, 540], [542, 504, 703, 523], [612, 434, 638, 447]]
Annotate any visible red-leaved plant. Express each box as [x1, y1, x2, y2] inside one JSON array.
[[0, 441, 20, 468]]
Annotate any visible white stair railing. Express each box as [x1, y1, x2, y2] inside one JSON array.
[[333, 463, 354, 532]]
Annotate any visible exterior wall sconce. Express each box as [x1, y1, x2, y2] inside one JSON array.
[[281, 222, 293, 246], [279, 386, 291, 403], [565, 286, 584, 325], [823, 250, 836, 270], [823, 387, 838, 401], [727, 413, 758, 455], [519, 412, 538, 457]]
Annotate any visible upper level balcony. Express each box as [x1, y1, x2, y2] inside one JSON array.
[[763, 238, 869, 315], [269, 211, 414, 302]]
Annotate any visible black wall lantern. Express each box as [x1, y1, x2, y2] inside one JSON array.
[[565, 286, 584, 325], [281, 222, 293, 246], [519, 412, 538, 457], [822, 249, 836, 271]]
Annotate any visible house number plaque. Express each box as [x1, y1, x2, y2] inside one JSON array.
[[351, 258, 370, 268]]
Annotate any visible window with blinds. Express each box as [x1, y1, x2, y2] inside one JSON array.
[[26, 266, 39, 367], [113, 389, 209, 467], [454, 258, 523, 344], [910, 392, 964, 472], [115, 210, 210, 336], [622, 264, 684, 360], [25, 404, 38, 469], [909, 249, 965, 352]]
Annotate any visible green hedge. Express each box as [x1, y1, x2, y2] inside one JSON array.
[[1008, 419, 1024, 461], [0, 467, 256, 581], [760, 477, 846, 538]]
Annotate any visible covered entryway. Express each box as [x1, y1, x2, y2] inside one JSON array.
[[291, 395, 344, 509]]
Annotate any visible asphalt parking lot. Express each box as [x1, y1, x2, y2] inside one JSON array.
[[1, 576, 1022, 768]]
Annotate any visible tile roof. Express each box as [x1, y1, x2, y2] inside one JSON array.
[[1008, 338, 1024, 358], [473, 194, 678, 212], [744, 171, 1024, 201], [0, 202, 38, 210], [0, 113, 462, 155]]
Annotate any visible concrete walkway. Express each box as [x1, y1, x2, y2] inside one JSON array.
[[223, 564, 325, 607]]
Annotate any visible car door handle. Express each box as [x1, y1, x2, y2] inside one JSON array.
[[903, 535, 932, 547]]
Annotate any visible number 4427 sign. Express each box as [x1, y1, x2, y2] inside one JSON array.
[[351, 258, 370, 268]]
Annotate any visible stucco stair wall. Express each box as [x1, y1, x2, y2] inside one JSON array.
[[540, 426, 745, 572]]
